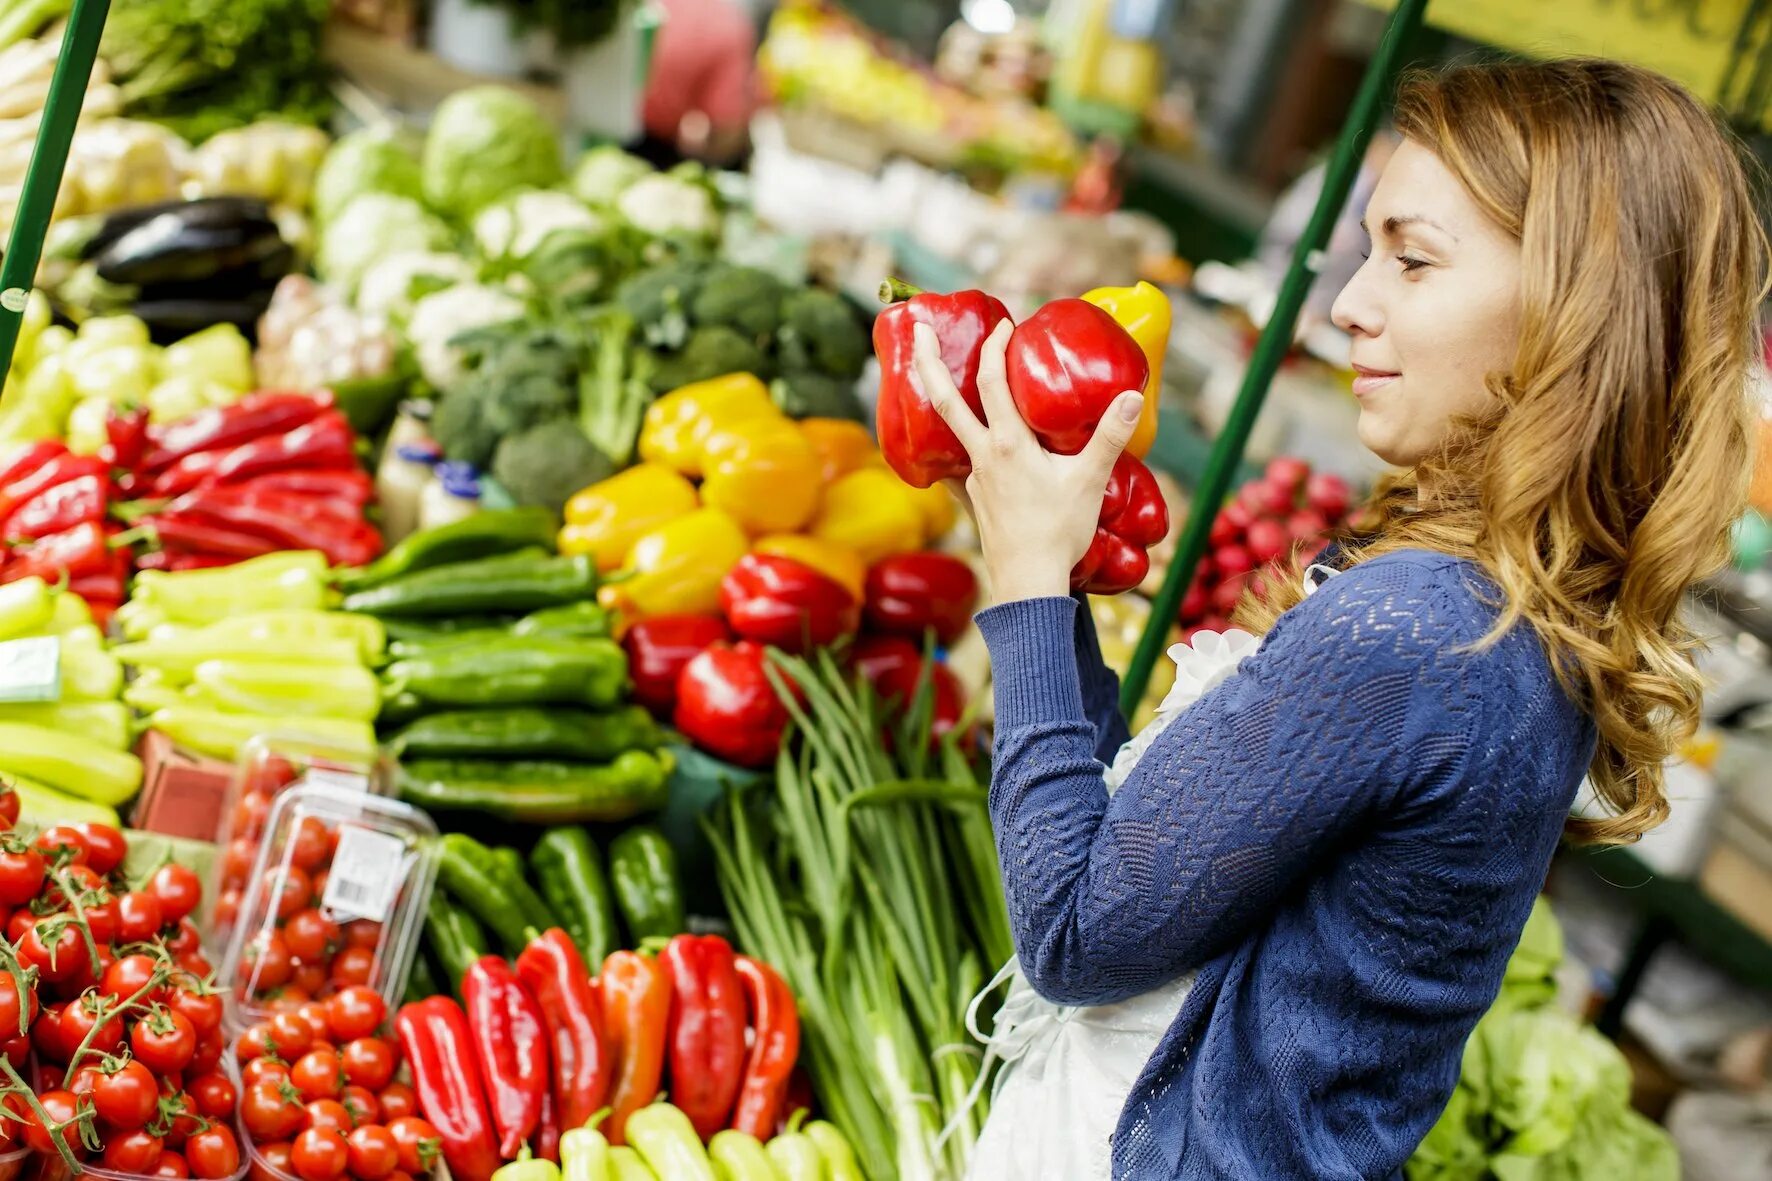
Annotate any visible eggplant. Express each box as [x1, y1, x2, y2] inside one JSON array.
[[128, 240, 297, 302], [130, 289, 275, 345], [81, 196, 272, 261], [94, 209, 285, 287]]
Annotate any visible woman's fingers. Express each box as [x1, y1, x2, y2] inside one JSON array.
[[1079, 392, 1145, 481], [974, 320, 1031, 446], [913, 322, 988, 456]]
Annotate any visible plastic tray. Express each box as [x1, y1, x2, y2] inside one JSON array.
[[218, 784, 438, 1035]]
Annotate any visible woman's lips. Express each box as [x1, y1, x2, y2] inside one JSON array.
[[1350, 366, 1399, 398]]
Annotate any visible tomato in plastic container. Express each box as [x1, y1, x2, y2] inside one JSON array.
[[29, 1054, 250, 1181]]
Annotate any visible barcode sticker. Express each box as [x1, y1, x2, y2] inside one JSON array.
[[321, 826, 407, 922]]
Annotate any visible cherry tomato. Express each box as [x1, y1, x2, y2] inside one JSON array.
[[16, 1088, 82, 1155], [103, 953, 162, 1003], [269, 986, 312, 1012], [0, 970, 37, 1038], [115, 890, 166, 944], [302, 1099, 353, 1137], [242, 1057, 290, 1087], [132, 1008, 198, 1074], [213, 889, 243, 931], [292, 1127, 349, 1181], [323, 988, 385, 1042], [308, 870, 329, 907], [18, 918, 88, 984], [0, 786, 18, 829], [222, 838, 257, 891], [242, 933, 293, 993], [61, 996, 125, 1059], [180, 953, 215, 979], [236, 1021, 282, 1062], [291, 1050, 344, 1102], [166, 917, 204, 958], [385, 1119, 441, 1176], [288, 818, 332, 873], [73, 824, 126, 875], [233, 790, 272, 840], [168, 980, 225, 1040], [283, 911, 341, 965], [337, 1039, 395, 1093], [93, 1060, 159, 1129], [293, 1001, 331, 1043], [240, 1081, 304, 1142], [81, 891, 120, 946], [345, 1125, 398, 1181], [157, 1150, 192, 1179], [268, 1012, 315, 1059], [4, 909, 32, 944], [373, 1084, 416, 1124], [1, 1032, 29, 1069], [186, 1125, 242, 1180], [32, 826, 88, 865], [165, 1093, 204, 1149], [291, 962, 329, 998], [104, 1130, 166, 1174], [187, 1073, 237, 1119], [340, 922, 382, 952], [254, 1141, 295, 1181], [385, 1171, 414, 1181], [265, 868, 312, 923], [0, 847, 45, 906], [338, 1085, 378, 1128], [150, 864, 203, 923], [30, 1002, 69, 1062], [188, 1031, 226, 1078]]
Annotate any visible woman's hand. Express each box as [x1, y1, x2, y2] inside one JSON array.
[[913, 319, 1144, 607]]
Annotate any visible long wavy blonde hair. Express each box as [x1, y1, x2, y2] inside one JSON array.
[[1239, 59, 1769, 844]]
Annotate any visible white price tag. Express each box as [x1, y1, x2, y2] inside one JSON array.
[[301, 768, 370, 795], [321, 825, 407, 922], [0, 637, 60, 703]]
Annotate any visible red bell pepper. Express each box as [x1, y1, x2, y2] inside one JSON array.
[[1003, 298, 1150, 455], [4, 522, 111, 584], [863, 551, 979, 645], [1072, 453, 1169, 595], [166, 483, 380, 567], [0, 453, 107, 525], [852, 635, 966, 742], [729, 955, 799, 1140], [3, 473, 109, 541], [101, 406, 149, 474], [674, 641, 794, 769], [621, 615, 731, 717], [718, 553, 859, 655], [873, 278, 1014, 488], [661, 934, 747, 1140], [462, 955, 549, 1158], [601, 950, 671, 1146], [514, 928, 610, 1133], [394, 997, 501, 1181], [142, 389, 332, 473], [148, 410, 357, 498]]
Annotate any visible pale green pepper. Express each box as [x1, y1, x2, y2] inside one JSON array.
[[0, 721, 141, 804], [0, 701, 131, 750], [6, 773, 120, 828], [765, 1130, 826, 1181], [60, 625, 122, 701], [148, 705, 375, 761], [134, 550, 329, 624], [194, 609, 387, 662], [709, 1130, 784, 1181], [39, 591, 92, 635], [626, 1104, 715, 1181], [607, 1148, 656, 1181], [491, 1147, 561, 1181], [0, 578, 55, 641], [560, 1117, 612, 1181], [803, 1124, 861, 1181], [123, 671, 184, 714], [190, 660, 381, 722], [113, 636, 362, 683]]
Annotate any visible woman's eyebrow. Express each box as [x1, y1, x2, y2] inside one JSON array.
[[1381, 213, 1459, 242]]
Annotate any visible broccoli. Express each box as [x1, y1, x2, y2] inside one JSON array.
[[491, 422, 617, 516], [429, 385, 498, 468], [613, 261, 708, 350], [646, 326, 769, 394], [772, 370, 866, 422], [778, 288, 869, 379], [431, 325, 581, 466], [689, 264, 788, 341]]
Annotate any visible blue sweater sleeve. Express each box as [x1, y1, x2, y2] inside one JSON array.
[[1070, 593, 1133, 764], [976, 556, 1483, 1006]]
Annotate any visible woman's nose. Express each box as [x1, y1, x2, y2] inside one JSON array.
[[1331, 264, 1382, 338]]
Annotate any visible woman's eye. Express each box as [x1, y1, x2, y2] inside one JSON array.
[[1396, 254, 1429, 273]]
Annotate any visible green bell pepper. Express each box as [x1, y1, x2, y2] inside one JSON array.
[[338, 507, 559, 591], [342, 550, 597, 618], [513, 601, 613, 640]]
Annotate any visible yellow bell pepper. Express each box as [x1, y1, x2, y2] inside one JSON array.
[[1081, 281, 1170, 458], [799, 417, 879, 484], [753, 535, 866, 602], [561, 464, 701, 571], [905, 481, 958, 541], [637, 373, 778, 477], [599, 507, 750, 622], [810, 468, 925, 564], [700, 417, 822, 535]]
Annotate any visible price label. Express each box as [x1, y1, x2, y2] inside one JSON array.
[[0, 637, 60, 703], [321, 825, 407, 922]]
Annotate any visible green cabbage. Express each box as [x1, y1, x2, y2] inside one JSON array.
[[421, 86, 564, 220], [311, 127, 423, 225]]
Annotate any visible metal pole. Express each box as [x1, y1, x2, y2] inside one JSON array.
[[0, 0, 112, 388], [1120, 0, 1431, 715]]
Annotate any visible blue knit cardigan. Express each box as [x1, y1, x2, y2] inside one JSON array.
[[973, 550, 1593, 1179]]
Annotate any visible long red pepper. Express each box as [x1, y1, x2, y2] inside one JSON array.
[[4, 522, 111, 583], [166, 484, 379, 566], [461, 955, 548, 1158], [135, 550, 234, 572], [514, 928, 610, 1133], [142, 390, 332, 473], [148, 411, 356, 497], [3, 473, 108, 541], [532, 1083, 561, 1164], [729, 955, 799, 1139], [102, 406, 149, 474], [394, 997, 501, 1181], [600, 950, 670, 1146], [0, 440, 66, 488], [237, 467, 374, 507], [143, 514, 281, 559], [0, 453, 107, 523], [661, 934, 747, 1140]]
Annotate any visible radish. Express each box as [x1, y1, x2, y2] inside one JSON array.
[[1264, 455, 1310, 493], [1306, 472, 1351, 518], [1245, 519, 1288, 564]]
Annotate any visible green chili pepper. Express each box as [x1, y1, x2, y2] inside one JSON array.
[[490, 844, 558, 934], [397, 750, 673, 825], [765, 1132, 825, 1181], [608, 827, 686, 942], [560, 1119, 612, 1181], [343, 550, 597, 618], [386, 629, 517, 661], [389, 706, 660, 762], [513, 601, 613, 640], [424, 889, 491, 994], [339, 507, 559, 590], [436, 833, 532, 956], [379, 614, 510, 644], [492, 1146, 563, 1181], [708, 1130, 783, 1181], [384, 636, 628, 710], [626, 1104, 716, 1181], [529, 828, 619, 967], [608, 1147, 657, 1181], [377, 689, 429, 729], [804, 1123, 860, 1181]]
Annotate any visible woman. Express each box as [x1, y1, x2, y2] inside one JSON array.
[[915, 60, 1767, 1179]]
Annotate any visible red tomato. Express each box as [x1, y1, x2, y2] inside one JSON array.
[[188, 1031, 226, 1079], [73, 823, 126, 875], [323, 988, 384, 1042], [157, 1150, 192, 1179], [150, 864, 203, 923], [287, 818, 331, 873], [384, 1119, 440, 1176], [290, 1050, 344, 1102], [232, 790, 272, 840], [132, 1008, 198, 1074], [32, 825, 89, 865], [0, 786, 18, 829], [268, 986, 312, 1012], [242, 933, 294, 993], [340, 922, 381, 952], [3, 909, 31, 944], [292, 1127, 349, 1181], [165, 1093, 204, 1149], [167, 917, 203, 958], [1, 1032, 30, 1069], [293, 1002, 332, 1043], [240, 1081, 305, 1142], [186, 1124, 243, 1180], [221, 838, 257, 891], [267, 1012, 315, 1058], [213, 889, 243, 931], [265, 868, 312, 922], [307, 870, 329, 907], [302, 1100, 353, 1137], [104, 1130, 167, 1173], [0, 847, 44, 906], [282, 911, 341, 966], [18, 918, 88, 984], [30, 1003, 69, 1062], [82, 891, 120, 947], [338, 1085, 378, 1128], [188, 1073, 238, 1119], [345, 1125, 399, 1181], [180, 952, 215, 979], [372, 1084, 416, 1123], [116, 890, 166, 944], [103, 953, 163, 1003], [242, 1057, 290, 1088], [94, 1059, 159, 1129], [254, 1141, 295, 1181], [17, 1089, 81, 1154], [291, 963, 329, 998], [168, 980, 225, 1040], [60, 995, 125, 1059], [338, 1039, 395, 1093]]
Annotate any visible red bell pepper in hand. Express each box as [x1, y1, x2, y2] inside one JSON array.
[[661, 934, 747, 1140], [101, 406, 149, 474], [718, 553, 859, 655], [1072, 452, 1169, 595], [1003, 298, 1150, 455], [148, 410, 357, 497], [462, 955, 549, 1158], [142, 390, 332, 473], [852, 635, 966, 742], [863, 551, 979, 645], [674, 641, 794, 769], [873, 279, 1013, 488], [4, 522, 112, 584], [0, 453, 107, 525], [515, 928, 610, 1133], [729, 955, 799, 1140], [622, 615, 731, 716], [394, 997, 501, 1181], [3, 473, 109, 541], [601, 950, 671, 1146]]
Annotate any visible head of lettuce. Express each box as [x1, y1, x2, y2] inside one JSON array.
[[422, 86, 564, 221]]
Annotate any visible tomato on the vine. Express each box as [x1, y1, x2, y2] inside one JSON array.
[[323, 988, 385, 1043], [188, 1031, 226, 1078], [3, 1031, 33, 1069], [0, 787, 18, 829], [0, 846, 45, 906], [213, 889, 243, 931], [165, 1093, 204, 1149], [166, 917, 204, 958], [32, 826, 88, 865], [30, 1002, 69, 1061], [15, 1088, 83, 1155], [373, 1083, 416, 1124], [61, 996, 125, 1058], [104, 1130, 166, 1173], [221, 838, 256, 893], [345, 1125, 399, 1181], [73, 824, 125, 875], [292, 1126, 349, 1181], [150, 865, 202, 923], [186, 1124, 242, 1180], [271, 986, 313, 1013], [290, 1049, 344, 1102], [132, 1008, 198, 1074], [385, 1118, 440, 1176], [18, 918, 87, 984], [240, 1081, 304, 1142], [82, 892, 120, 946], [0, 970, 37, 1037], [93, 1060, 158, 1129], [168, 978, 224, 1040], [116, 891, 166, 944], [302, 1099, 353, 1136], [103, 953, 163, 1004], [187, 1073, 237, 1119]]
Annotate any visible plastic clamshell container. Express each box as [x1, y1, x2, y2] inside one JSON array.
[[218, 783, 439, 1036], [203, 735, 393, 952]]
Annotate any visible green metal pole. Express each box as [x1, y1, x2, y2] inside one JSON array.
[[1119, 0, 1431, 715], [0, 0, 112, 389]]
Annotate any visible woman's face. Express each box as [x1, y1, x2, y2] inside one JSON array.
[[1331, 140, 1523, 466]]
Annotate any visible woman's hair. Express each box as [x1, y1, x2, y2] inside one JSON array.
[[1239, 58, 1769, 844]]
